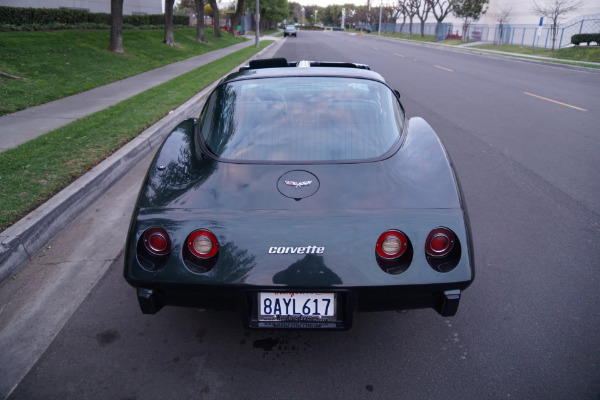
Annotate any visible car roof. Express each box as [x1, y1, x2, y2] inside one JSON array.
[[222, 58, 387, 84]]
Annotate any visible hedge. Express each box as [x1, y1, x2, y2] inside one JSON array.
[[0, 6, 189, 30], [571, 33, 600, 46]]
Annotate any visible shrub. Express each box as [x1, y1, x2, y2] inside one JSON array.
[[0, 6, 189, 31], [445, 32, 462, 40], [571, 33, 600, 46]]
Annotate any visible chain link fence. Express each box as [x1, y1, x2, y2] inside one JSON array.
[[366, 14, 599, 49], [482, 14, 600, 49]]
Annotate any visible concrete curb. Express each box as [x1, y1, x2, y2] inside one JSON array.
[[0, 38, 283, 285]]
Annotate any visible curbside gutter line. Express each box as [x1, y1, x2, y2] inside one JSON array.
[[0, 38, 283, 285]]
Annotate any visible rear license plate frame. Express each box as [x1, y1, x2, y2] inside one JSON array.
[[258, 292, 336, 323]]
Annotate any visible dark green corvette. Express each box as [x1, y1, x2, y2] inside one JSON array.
[[124, 58, 474, 329]]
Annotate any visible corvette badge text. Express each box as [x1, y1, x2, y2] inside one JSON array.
[[268, 246, 325, 254]]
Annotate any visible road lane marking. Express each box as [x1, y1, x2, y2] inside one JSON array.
[[524, 92, 587, 112], [373, 47, 379, 50], [434, 65, 454, 72], [394, 53, 405, 58]]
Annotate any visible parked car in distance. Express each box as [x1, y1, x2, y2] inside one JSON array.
[[284, 25, 297, 37]]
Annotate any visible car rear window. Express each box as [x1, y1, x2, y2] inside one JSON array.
[[199, 76, 404, 162]]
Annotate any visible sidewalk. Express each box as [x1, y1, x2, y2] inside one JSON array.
[[0, 40, 254, 153], [0, 36, 284, 284]]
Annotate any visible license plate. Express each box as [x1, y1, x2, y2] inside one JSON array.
[[258, 292, 336, 322]]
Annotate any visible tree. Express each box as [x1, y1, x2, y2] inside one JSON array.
[[532, 0, 584, 50], [195, 0, 207, 42], [343, 5, 358, 29], [395, 0, 408, 34], [495, 7, 512, 45], [164, 0, 176, 46], [415, 0, 432, 37], [261, 0, 289, 30], [451, 0, 488, 42], [428, 0, 453, 39], [406, 0, 419, 35], [178, 0, 207, 41], [367, 3, 378, 30], [228, 0, 245, 36], [207, 0, 222, 37], [110, 0, 124, 54], [389, 2, 402, 34], [247, 0, 288, 30], [289, 2, 304, 23], [322, 5, 344, 26], [178, 0, 195, 13], [381, 6, 395, 33], [303, 5, 316, 24]]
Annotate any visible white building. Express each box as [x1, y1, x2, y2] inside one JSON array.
[[443, 0, 600, 26], [0, 0, 163, 15], [438, 0, 600, 48]]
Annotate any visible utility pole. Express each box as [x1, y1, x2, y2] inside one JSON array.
[[378, 0, 382, 36], [367, 0, 370, 31], [255, 0, 259, 48]]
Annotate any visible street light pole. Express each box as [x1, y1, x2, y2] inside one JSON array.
[[255, 0, 259, 48], [378, 0, 382, 36]]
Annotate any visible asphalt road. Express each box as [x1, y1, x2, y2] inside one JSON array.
[[6, 32, 600, 399]]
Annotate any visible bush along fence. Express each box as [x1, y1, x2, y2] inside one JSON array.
[[361, 14, 599, 49], [571, 33, 600, 46], [0, 6, 189, 31]]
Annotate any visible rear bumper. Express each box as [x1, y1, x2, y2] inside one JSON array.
[[131, 282, 466, 329]]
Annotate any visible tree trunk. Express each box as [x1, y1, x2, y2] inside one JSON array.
[[164, 0, 175, 46], [110, 0, 124, 54], [498, 24, 503, 45], [208, 0, 222, 38], [551, 22, 558, 51], [229, 0, 245, 36], [195, 0, 206, 42]]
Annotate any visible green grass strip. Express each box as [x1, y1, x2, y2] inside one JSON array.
[[472, 43, 600, 63], [0, 28, 248, 116], [372, 32, 436, 42], [0, 41, 272, 231]]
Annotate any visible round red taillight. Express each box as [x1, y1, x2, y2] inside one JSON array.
[[143, 228, 171, 256], [425, 227, 455, 257], [376, 230, 408, 259], [187, 230, 219, 258]]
